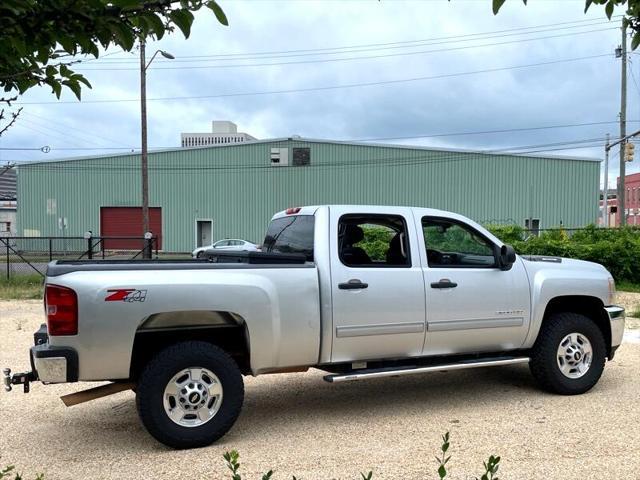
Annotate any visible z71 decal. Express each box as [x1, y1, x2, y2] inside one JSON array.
[[105, 289, 147, 303]]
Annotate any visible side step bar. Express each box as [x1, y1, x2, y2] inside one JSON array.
[[323, 357, 530, 383]]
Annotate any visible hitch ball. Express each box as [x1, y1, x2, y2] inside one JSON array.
[[3, 368, 12, 392]]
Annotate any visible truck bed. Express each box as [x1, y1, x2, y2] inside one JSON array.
[[47, 251, 310, 277]]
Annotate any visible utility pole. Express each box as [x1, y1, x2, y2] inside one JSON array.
[[603, 133, 610, 227], [139, 39, 150, 253], [618, 19, 628, 226]]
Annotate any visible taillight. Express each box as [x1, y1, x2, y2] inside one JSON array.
[[45, 284, 78, 336], [286, 207, 302, 215]]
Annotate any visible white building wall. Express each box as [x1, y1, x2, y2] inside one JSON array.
[[181, 121, 257, 148], [0, 202, 17, 237]]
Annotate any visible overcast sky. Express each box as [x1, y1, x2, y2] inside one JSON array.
[[1, 0, 638, 188]]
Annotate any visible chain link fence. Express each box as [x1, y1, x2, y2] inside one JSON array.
[[1, 235, 158, 279]]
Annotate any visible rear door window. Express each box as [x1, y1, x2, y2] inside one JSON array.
[[338, 214, 411, 267], [263, 215, 315, 261]]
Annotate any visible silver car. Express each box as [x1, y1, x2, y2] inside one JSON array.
[[192, 238, 258, 258]]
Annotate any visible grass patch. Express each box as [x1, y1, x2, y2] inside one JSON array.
[[0, 274, 44, 300], [616, 280, 640, 293]]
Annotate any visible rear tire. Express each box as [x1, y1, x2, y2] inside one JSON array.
[[136, 341, 244, 449], [529, 312, 606, 395]]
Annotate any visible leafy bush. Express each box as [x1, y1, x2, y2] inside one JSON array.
[[487, 224, 640, 285], [484, 224, 526, 245], [357, 225, 395, 261]]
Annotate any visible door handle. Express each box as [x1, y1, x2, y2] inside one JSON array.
[[338, 279, 369, 290], [430, 279, 458, 289]]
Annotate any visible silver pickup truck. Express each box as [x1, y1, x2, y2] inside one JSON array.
[[4, 205, 625, 449]]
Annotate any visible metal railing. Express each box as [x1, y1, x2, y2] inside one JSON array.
[[1, 235, 159, 279]]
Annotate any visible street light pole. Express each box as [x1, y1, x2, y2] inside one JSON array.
[[140, 39, 149, 248], [139, 41, 174, 258]]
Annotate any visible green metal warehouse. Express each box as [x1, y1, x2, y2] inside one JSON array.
[[16, 138, 600, 252]]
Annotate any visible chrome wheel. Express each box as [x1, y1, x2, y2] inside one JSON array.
[[557, 333, 592, 379], [163, 367, 223, 427]]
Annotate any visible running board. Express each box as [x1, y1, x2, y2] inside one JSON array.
[[323, 357, 530, 383]]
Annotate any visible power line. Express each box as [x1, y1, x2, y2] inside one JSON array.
[[74, 28, 616, 71], [353, 120, 635, 142], [16, 116, 120, 150], [5, 119, 635, 153], [88, 20, 617, 65], [6, 119, 636, 153], [16, 53, 613, 106], [91, 16, 622, 63], [10, 136, 606, 172], [21, 111, 128, 148], [488, 137, 611, 153]]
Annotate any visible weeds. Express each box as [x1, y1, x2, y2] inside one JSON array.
[[222, 432, 500, 479]]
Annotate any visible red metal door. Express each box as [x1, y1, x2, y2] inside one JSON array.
[[100, 207, 162, 249]]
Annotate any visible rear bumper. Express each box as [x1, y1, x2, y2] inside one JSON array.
[[30, 344, 79, 383]]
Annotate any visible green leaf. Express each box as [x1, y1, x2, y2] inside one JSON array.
[[58, 35, 77, 54], [632, 32, 640, 50], [492, 0, 506, 15], [51, 80, 62, 98], [73, 74, 92, 88], [169, 9, 195, 37], [438, 464, 447, 479], [62, 79, 82, 100], [143, 12, 166, 39], [207, 1, 229, 26], [36, 48, 50, 64], [605, 0, 614, 19], [111, 0, 144, 8], [110, 22, 136, 50], [60, 64, 71, 77], [584, 0, 594, 13], [10, 37, 27, 56]]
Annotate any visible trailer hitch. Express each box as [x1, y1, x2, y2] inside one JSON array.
[[3, 368, 36, 393]]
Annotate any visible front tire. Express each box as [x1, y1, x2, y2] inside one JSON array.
[[136, 341, 244, 449], [529, 312, 606, 395]]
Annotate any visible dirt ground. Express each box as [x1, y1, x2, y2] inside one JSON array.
[[1, 299, 639, 480]]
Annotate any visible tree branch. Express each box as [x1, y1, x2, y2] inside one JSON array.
[[0, 107, 23, 138]]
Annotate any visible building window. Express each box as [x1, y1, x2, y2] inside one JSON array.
[[292, 147, 311, 166], [0, 222, 9, 233]]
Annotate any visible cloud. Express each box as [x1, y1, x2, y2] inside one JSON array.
[[1, 0, 635, 188]]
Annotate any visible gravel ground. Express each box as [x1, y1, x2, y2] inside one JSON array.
[[1, 300, 640, 480]]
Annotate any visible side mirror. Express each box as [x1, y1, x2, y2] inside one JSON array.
[[498, 244, 516, 271]]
